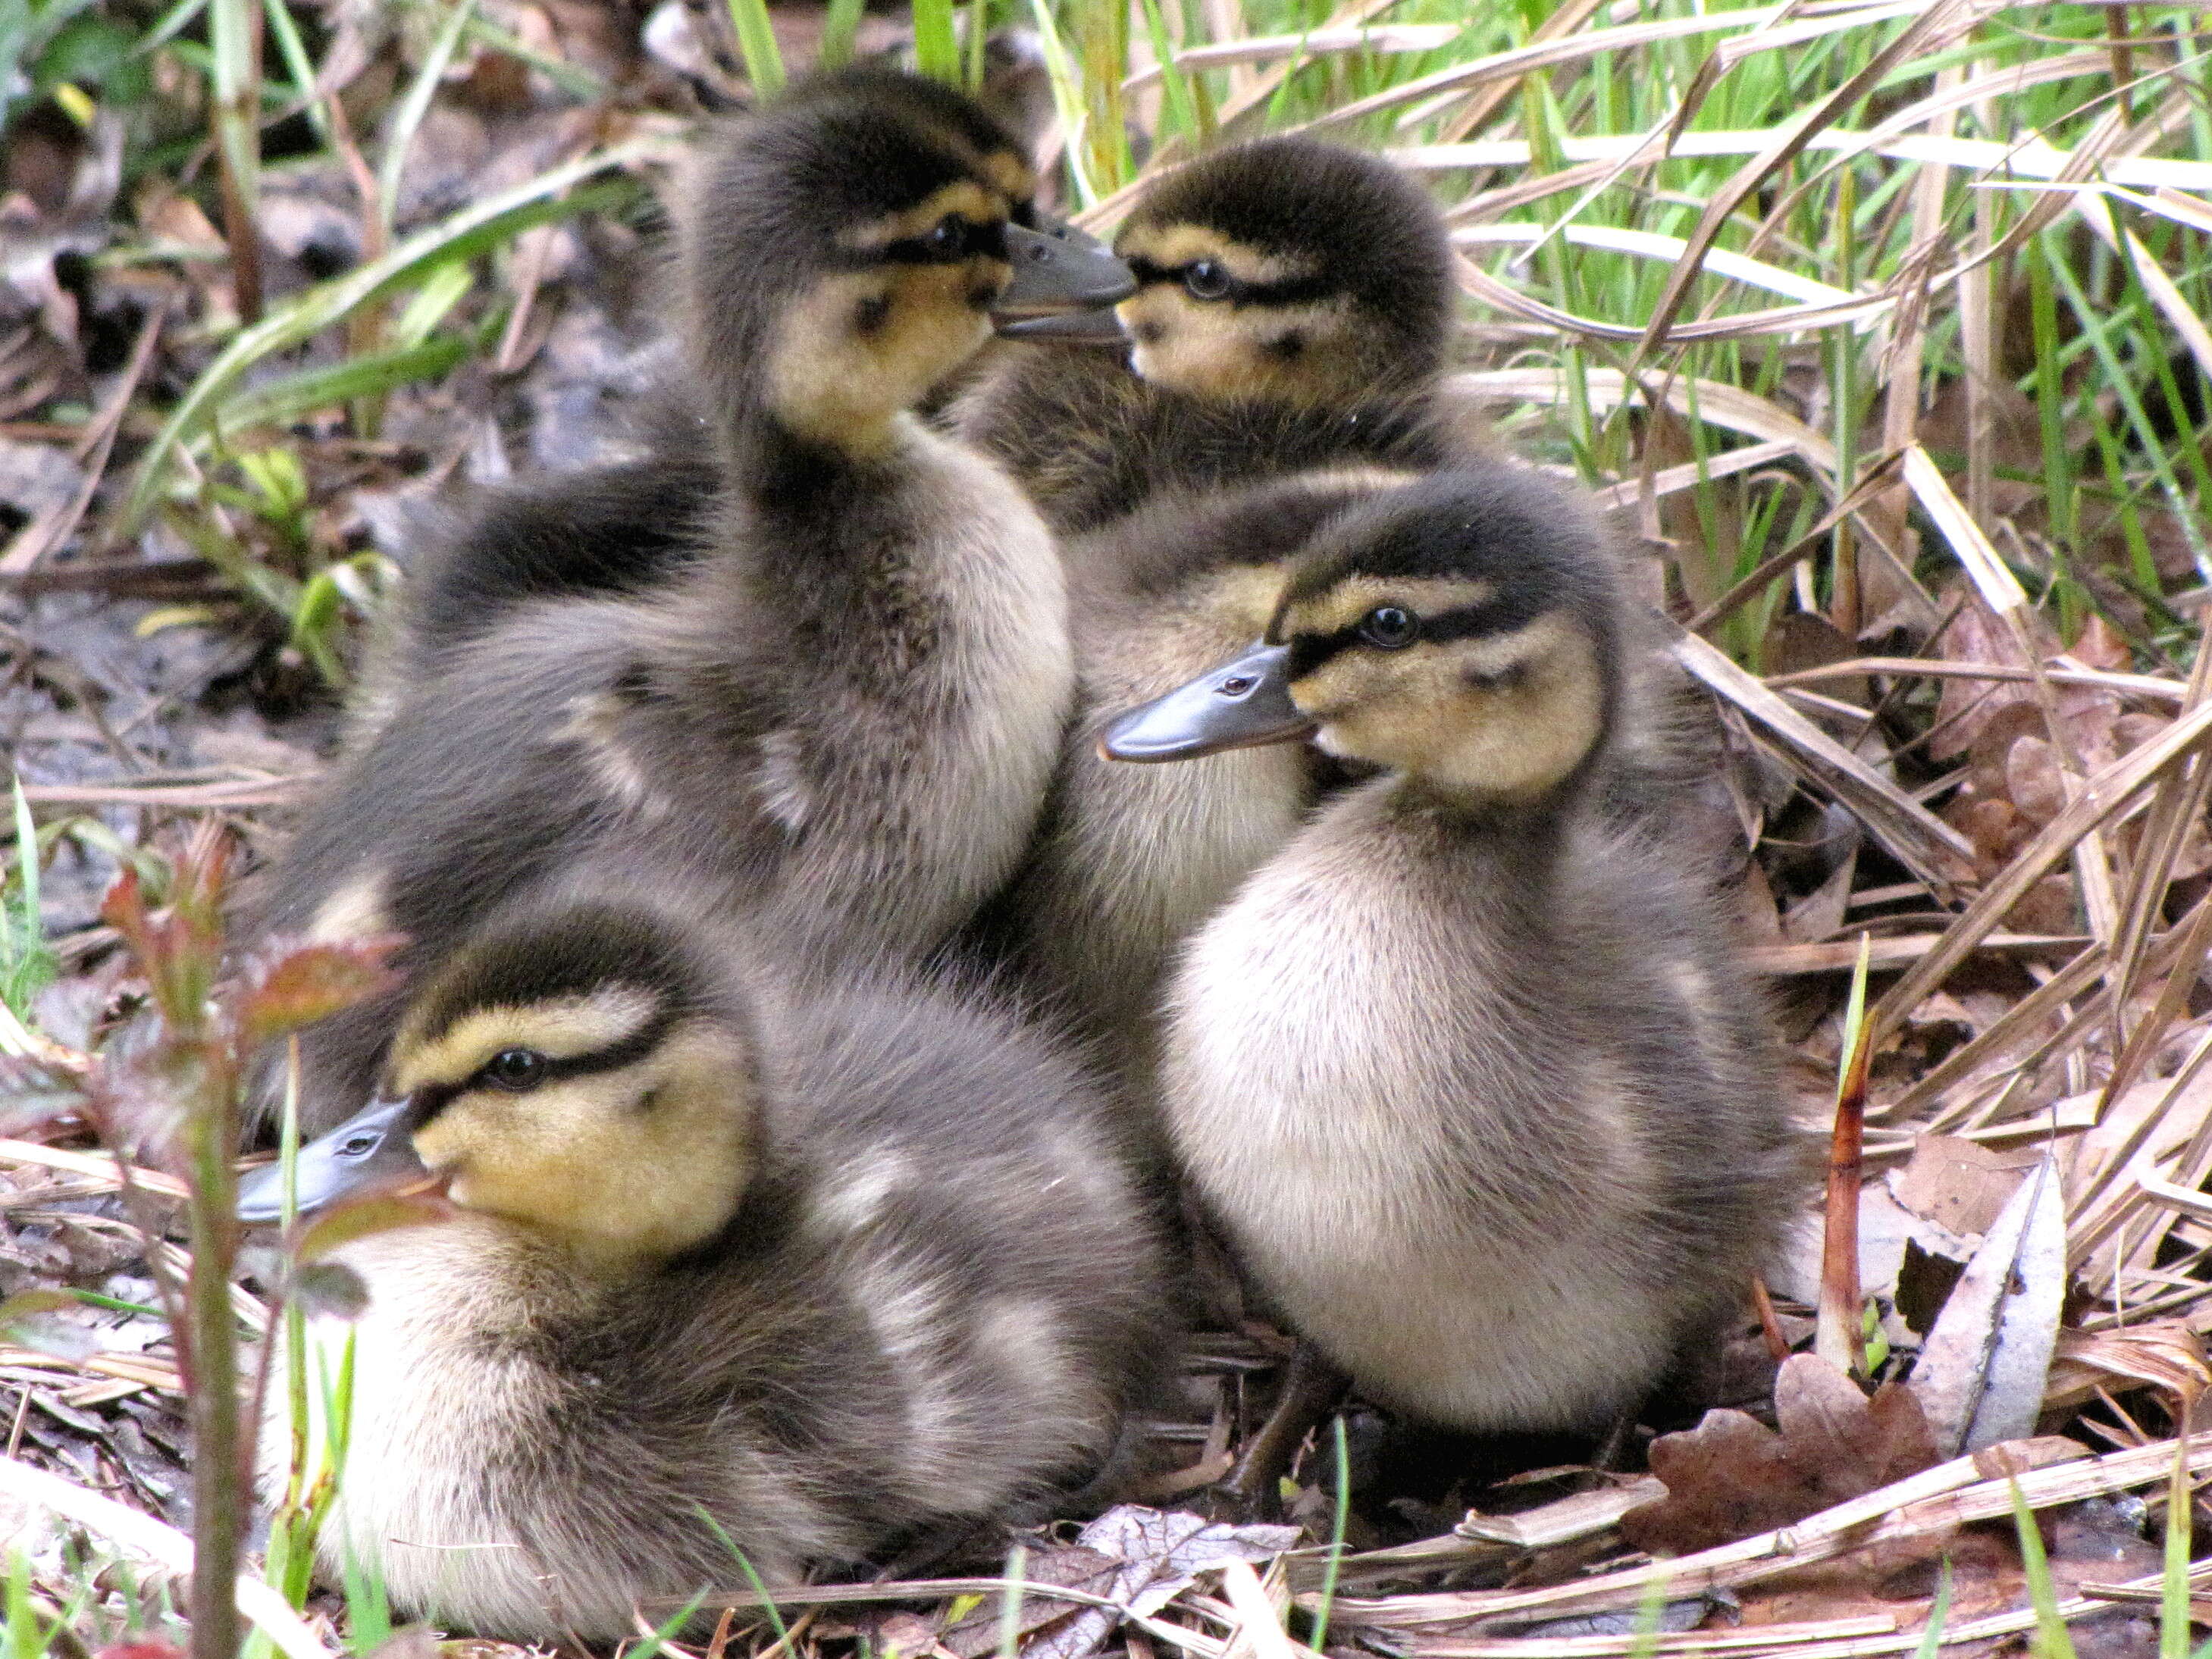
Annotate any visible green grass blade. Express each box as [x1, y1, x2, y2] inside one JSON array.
[[1308, 1412, 1352, 1651], [2010, 1478, 2079, 1659], [1913, 1561, 1954, 1659], [217, 331, 480, 435], [1026, 0, 1092, 206], [121, 151, 649, 530], [996, 1542, 1027, 1659], [912, 0, 958, 84], [817, 0, 863, 71], [1138, 0, 1200, 146], [391, 258, 474, 349], [376, 0, 478, 235], [206, 0, 262, 316], [258, 0, 326, 146], [725, 0, 784, 95]]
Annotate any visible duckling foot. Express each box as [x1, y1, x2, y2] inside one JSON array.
[[1202, 1341, 1349, 1523]]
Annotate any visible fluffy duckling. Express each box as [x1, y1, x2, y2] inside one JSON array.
[[948, 133, 1478, 535], [238, 893, 1170, 1643], [351, 73, 1129, 710], [1106, 468, 1797, 1433], [245, 67, 1128, 1130]]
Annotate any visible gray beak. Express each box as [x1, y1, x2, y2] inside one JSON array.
[[237, 1097, 426, 1225], [1100, 643, 1317, 762], [992, 219, 1134, 336]]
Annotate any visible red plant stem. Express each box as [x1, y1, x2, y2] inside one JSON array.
[[185, 1060, 246, 1659], [1750, 1273, 1789, 1364], [1817, 1032, 1871, 1378]]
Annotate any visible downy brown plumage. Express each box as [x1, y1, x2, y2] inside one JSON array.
[[985, 139, 1722, 1060], [346, 70, 1123, 719], [243, 67, 1128, 1130], [1108, 467, 1799, 1430], [997, 467, 1408, 1065], [238, 890, 1170, 1643], [949, 133, 1477, 536]]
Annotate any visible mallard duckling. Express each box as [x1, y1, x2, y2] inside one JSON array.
[[948, 133, 1477, 535], [1105, 467, 1797, 1432], [237, 893, 1170, 1643], [244, 67, 1128, 1130], [345, 68, 1127, 730], [984, 132, 1714, 1050]]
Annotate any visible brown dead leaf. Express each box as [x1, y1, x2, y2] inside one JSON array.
[[1892, 1135, 2040, 1240], [2067, 615, 2134, 673], [938, 1545, 1122, 1659], [1619, 1354, 1940, 1554]]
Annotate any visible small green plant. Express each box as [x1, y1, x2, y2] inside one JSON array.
[[2009, 1478, 2079, 1659], [0, 0, 152, 133], [8, 825, 399, 1659], [1, 782, 56, 1027]]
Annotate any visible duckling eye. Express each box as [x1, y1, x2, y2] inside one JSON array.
[[1359, 606, 1418, 648], [481, 1047, 547, 1091], [926, 215, 967, 255], [1183, 260, 1233, 301]]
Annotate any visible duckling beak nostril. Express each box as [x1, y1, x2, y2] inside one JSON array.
[[237, 1094, 428, 1225], [1100, 643, 1314, 763], [991, 221, 1134, 337]]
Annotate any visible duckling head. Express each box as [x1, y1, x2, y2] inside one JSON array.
[[1102, 469, 1622, 806], [239, 905, 764, 1266], [683, 66, 1131, 461], [1103, 136, 1454, 408]]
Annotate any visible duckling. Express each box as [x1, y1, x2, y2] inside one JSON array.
[[957, 136, 1471, 1054], [948, 133, 1479, 536], [237, 890, 1170, 1643], [1104, 466, 1799, 1435], [243, 67, 1129, 1131], [345, 69, 1128, 732]]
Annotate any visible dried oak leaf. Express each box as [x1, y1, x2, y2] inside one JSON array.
[[1619, 1354, 1939, 1555]]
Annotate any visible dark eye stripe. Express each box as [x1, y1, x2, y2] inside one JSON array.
[[1280, 596, 1547, 678], [1125, 255, 1334, 307], [873, 217, 1007, 265], [407, 1001, 675, 1129]]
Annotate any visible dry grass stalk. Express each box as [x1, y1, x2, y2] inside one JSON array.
[[1309, 1433, 2212, 1634]]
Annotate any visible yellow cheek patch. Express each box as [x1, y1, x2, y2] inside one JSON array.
[[1286, 646, 1410, 723], [844, 181, 1003, 252], [1285, 576, 1499, 641], [413, 1023, 759, 1264], [766, 268, 995, 449], [1116, 224, 1308, 286], [1296, 615, 1606, 801], [1123, 289, 1364, 405], [393, 986, 658, 1094]]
